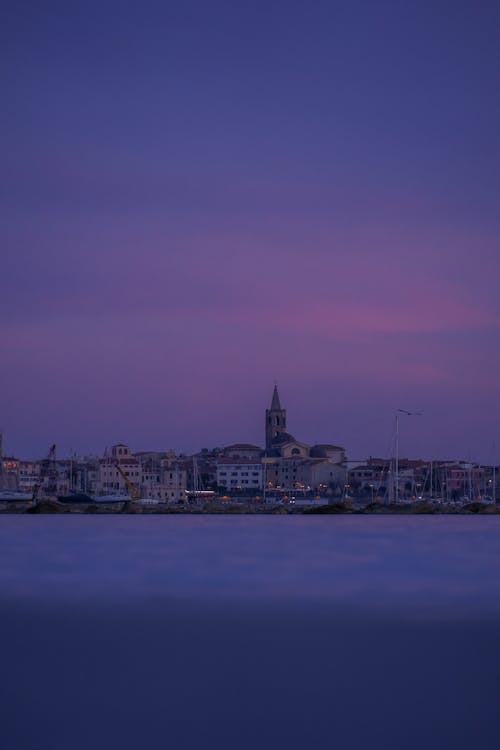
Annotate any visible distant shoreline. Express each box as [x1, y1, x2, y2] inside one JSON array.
[[1, 499, 499, 516]]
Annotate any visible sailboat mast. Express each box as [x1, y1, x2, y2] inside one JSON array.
[[193, 457, 198, 492], [395, 413, 399, 503]]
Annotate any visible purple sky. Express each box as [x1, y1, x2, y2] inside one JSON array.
[[1, 1, 499, 462]]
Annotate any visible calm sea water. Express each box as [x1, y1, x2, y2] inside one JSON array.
[[1, 516, 499, 749]]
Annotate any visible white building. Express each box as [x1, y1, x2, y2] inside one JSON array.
[[216, 460, 263, 492]]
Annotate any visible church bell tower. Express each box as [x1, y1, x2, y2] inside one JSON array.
[[265, 384, 287, 452]]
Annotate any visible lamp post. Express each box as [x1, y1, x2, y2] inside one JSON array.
[[395, 409, 423, 503]]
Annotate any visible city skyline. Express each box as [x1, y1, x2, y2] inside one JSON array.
[[2, 1, 499, 464], [0, 383, 497, 466]]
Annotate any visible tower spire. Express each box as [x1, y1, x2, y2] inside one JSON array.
[[270, 383, 281, 411], [265, 384, 287, 452]]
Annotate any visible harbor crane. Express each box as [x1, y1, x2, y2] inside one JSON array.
[[116, 463, 141, 501]]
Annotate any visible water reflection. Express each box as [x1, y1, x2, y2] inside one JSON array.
[[1, 516, 499, 617], [1, 517, 499, 749]]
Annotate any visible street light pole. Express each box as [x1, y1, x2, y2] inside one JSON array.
[[395, 412, 399, 503], [395, 409, 423, 503]]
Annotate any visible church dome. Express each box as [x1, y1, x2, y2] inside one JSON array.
[[271, 431, 297, 445]]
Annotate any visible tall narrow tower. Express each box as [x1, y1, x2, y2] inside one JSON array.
[[265, 384, 287, 452]]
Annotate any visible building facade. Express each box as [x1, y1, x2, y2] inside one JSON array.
[[216, 459, 263, 492]]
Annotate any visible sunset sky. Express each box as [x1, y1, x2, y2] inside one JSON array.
[[2, 1, 499, 461]]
